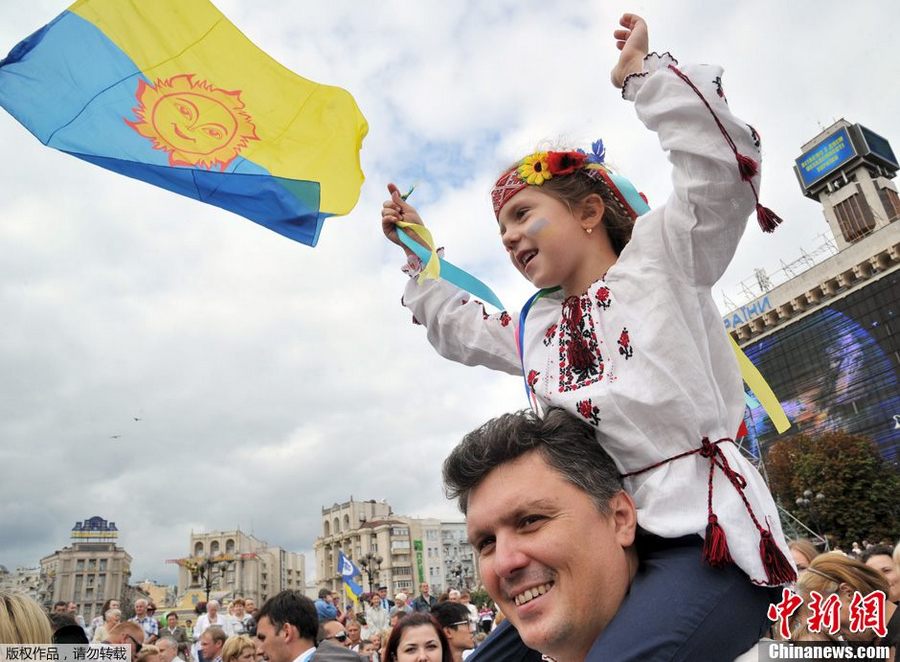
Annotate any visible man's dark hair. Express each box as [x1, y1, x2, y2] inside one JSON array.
[[443, 408, 623, 514], [257, 590, 318, 641], [430, 601, 471, 629], [48, 613, 78, 633], [52, 623, 89, 644], [317, 588, 331, 599], [861, 544, 895, 564]]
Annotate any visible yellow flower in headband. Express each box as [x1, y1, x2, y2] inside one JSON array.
[[517, 152, 552, 185]]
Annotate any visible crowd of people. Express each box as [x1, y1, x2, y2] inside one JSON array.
[[0, 586, 501, 662], [3, 535, 897, 661]]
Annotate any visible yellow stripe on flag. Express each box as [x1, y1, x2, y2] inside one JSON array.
[[70, 0, 367, 216], [729, 334, 790, 434]]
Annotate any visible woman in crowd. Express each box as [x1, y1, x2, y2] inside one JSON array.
[[222, 634, 257, 662], [384, 613, 452, 662], [788, 539, 821, 572], [794, 552, 899, 656], [0, 589, 53, 643], [92, 607, 122, 642]]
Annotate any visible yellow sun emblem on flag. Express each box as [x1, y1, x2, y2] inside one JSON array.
[[126, 73, 259, 171]]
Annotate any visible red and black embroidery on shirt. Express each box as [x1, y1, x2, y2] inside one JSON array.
[[618, 327, 634, 360], [747, 124, 761, 150], [467, 300, 489, 320], [543, 323, 557, 347], [576, 398, 601, 425], [595, 286, 612, 310], [526, 369, 540, 393], [713, 75, 727, 103], [558, 294, 604, 392], [498, 311, 512, 327]]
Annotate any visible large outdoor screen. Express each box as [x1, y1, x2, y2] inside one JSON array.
[[795, 126, 858, 190], [739, 271, 899, 463]]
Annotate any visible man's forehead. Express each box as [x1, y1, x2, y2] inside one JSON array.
[[466, 452, 597, 537]]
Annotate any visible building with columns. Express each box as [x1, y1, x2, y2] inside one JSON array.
[[315, 499, 478, 599], [173, 529, 305, 606]]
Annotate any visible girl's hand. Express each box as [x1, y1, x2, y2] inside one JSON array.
[[611, 13, 649, 88], [382, 182, 426, 255]]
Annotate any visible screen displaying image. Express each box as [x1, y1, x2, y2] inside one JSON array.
[[739, 271, 899, 463]]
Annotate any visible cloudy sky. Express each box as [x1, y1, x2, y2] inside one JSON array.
[[1, 0, 898, 585]]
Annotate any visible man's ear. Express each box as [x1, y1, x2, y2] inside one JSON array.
[[609, 490, 638, 547], [578, 193, 606, 233]]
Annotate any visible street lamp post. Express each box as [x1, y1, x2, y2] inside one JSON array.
[[450, 564, 464, 589], [188, 556, 235, 603], [359, 553, 383, 592], [795, 489, 826, 540]]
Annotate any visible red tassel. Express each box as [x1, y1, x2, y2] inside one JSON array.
[[567, 338, 594, 372], [736, 153, 758, 181], [759, 530, 797, 585], [702, 515, 732, 568], [756, 204, 783, 233]]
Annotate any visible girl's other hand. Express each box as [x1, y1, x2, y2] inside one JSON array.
[[611, 13, 649, 88], [382, 182, 426, 253]]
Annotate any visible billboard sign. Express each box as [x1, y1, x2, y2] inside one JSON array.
[[795, 127, 857, 189]]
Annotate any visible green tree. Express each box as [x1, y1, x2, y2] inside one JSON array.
[[765, 431, 900, 549], [468, 587, 492, 609]]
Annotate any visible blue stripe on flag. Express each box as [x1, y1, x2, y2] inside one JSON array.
[[0, 11, 326, 246]]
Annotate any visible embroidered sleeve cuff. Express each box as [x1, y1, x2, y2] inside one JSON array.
[[401, 248, 445, 278], [622, 51, 679, 101]]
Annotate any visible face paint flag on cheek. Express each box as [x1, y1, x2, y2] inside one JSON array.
[[0, 0, 368, 247], [525, 217, 550, 237]]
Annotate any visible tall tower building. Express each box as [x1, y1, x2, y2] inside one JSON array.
[[722, 120, 899, 467], [795, 119, 899, 249], [39, 516, 132, 618]]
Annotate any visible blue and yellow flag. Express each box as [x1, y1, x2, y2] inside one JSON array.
[[0, 0, 367, 246], [337, 550, 363, 607]]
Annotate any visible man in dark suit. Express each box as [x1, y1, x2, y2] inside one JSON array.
[[254, 591, 362, 662], [318, 620, 366, 661], [160, 612, 189, 646]]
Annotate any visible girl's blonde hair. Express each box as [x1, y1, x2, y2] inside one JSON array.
[[0, 590, 53, 644], [796, 551, 889, 596], [222, 634, 256, 662]]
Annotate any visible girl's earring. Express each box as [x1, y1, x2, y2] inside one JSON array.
[[585, 227, 593, 234]]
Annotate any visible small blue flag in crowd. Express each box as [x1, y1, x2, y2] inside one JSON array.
[[337, 550, 363, 606]]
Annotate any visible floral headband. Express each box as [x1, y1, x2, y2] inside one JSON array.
[[491, 139, 650, 220]]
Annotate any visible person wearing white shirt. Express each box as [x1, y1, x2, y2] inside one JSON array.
[[194, 600, 234, 638]]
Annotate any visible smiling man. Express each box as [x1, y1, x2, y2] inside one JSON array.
[[444, 408, 637, 662]]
